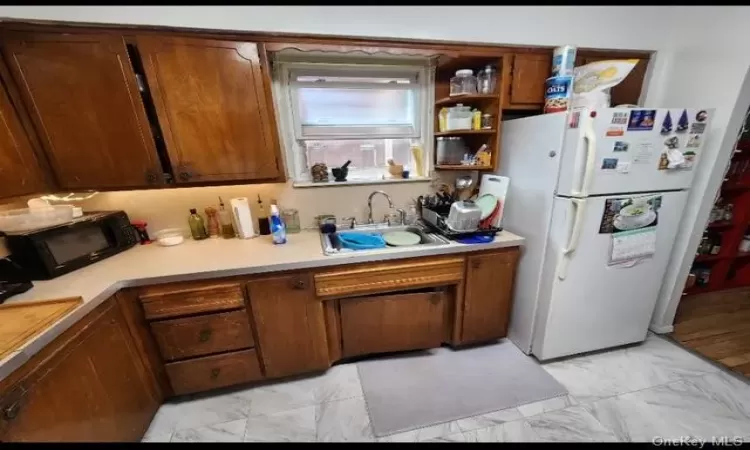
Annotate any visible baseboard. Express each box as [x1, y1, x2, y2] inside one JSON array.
[[649, 323, 674, 334]]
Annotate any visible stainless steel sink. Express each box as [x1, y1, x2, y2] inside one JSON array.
[[320, 223, 450, 255]]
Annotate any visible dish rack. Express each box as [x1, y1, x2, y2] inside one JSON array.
[[419, 205, 502, 240]]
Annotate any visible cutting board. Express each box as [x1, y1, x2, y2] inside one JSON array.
[[478, 174, 510, 228], [0, 297, 83, 361]]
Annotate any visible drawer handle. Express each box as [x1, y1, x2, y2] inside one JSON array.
[[198, 329, 212, 342], [4, 402, 21, 421], [293, 279, 306, 290], [471, 259, 481, 269], [210, 368, 221, 379]]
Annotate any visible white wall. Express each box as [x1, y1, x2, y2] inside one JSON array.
[[3, 6, 750, 330]]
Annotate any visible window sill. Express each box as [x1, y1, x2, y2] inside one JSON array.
[[293, 176, 431, 189]]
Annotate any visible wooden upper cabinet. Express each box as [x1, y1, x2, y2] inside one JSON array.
[[246, 272, 329, 378], [576, 53, 650, 106], [0, 298, 159, 442], [1, 31, 162, 190], [505, 53, 551, 108], [136, 36, 282, 184], [0, 72, 48, 198], [460, 250, 519, 344]]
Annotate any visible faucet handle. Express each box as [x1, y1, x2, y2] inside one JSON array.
[[342, 217, 357, 229], [395, 208, 406, 226]]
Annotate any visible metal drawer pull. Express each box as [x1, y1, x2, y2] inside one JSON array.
[[198, 329, 212, 342], [210, 368, 221, 379], [4, 402, 20, 421]]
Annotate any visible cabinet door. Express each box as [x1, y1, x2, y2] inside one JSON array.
[[508, 53, 550, 107], [340, 290, 446, 358], [461, 250, 519, 344], [2, 32, 161, 190], [0, 299, 159, 442], [137, 36, 282, 184], [0, 75, 47, 198], [246, 273, 329, 378], [580, 55, 649, 106]]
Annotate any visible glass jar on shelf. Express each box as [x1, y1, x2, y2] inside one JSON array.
[[449, 69, 478, 96], [477, 65, 497, 95]]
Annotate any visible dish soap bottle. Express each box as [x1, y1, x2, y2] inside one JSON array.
[[217, 197, 235, 239], [188, 208, 208, 240], [257, 195, 271, 236], [270, 204, 287, 245]]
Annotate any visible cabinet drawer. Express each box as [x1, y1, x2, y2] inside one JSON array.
[[139, 282, 245, 320], [150, 310, 254, 361], [315, 256, 464, 299], [164, 349, 263, 396], [340, 290, 447, 358]]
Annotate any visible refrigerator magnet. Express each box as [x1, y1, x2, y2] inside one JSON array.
[[660, 111, 673, 134], [569, 111, 580, 129], [611, 111, 628, 125], [627, 109, 656, 131], [696, 110, 708, 122], [664, 136, 680, 149], [601, 158, 618, 170], [686, 134, 701, 148], [676, 109, 689, 132], [690, 122, 706, 134], [598, 195, 661, 234], [606, 127, 625, 137], [613, 141, 629, 152], [682, 150, 697, 169]]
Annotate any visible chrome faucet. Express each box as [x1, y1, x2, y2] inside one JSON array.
[[367, 190, 394, 224]]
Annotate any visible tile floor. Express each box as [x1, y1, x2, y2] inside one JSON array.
[[142, 334, 750, 443]]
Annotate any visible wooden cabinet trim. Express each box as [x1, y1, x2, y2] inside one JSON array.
[[314, 256, 465, 299]]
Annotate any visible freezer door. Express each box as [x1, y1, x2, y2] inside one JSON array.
[[531, 190, 689, 361], [556, 108, 713, 196]]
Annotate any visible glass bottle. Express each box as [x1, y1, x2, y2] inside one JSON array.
[[204, 206, 220, 238], [188, 208, 208, 240], [217, 197, 235, 239]]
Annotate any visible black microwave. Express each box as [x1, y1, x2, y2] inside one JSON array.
[[4, 211, 138, 280]]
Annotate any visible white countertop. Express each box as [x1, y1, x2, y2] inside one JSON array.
[[0, 230, 524, 382]]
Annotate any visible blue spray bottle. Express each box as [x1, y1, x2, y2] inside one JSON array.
[[270, 204, 287, 245]]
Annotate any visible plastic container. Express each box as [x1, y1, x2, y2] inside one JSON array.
[[270, 204, 287, 245], [449, 69, 477, 96], [446, 104, 473, 130], [0, 205, 74, 233], [154, 228, 185, 247], [477, 65, 497, 94], [739, 235, 750, 253], [481, 113, 494, 129]]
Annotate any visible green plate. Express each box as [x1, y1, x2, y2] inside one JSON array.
[[383, 231, 421, 247], [475, 194, 499, 220]]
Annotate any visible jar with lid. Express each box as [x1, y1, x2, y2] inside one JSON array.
[[481, 113, 494, 130], [449, 69, 477, 96], [477, 65, 497, 94]]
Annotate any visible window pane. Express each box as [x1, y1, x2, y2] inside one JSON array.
[[298, 88, 414, 127], [296, 75, 412, 84], [304, 139, 413, 172]]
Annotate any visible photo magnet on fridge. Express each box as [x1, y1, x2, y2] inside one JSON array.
[[690, 122, 706, 134], [599, 195, 661, 234], [601, 158, 619, 170], [627, 109, 656, 131], [613, 141, 629, 152]]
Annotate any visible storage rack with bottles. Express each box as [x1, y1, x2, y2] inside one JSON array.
[[685, 113, 750, 295], [433, 54, 506, 171]]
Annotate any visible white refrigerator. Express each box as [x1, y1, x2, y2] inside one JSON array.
[[499, 107, 713, 361]]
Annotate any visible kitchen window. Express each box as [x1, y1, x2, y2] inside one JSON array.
[[273, 59, 434, 184]]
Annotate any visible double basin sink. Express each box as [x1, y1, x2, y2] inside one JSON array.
[[320, 223, 450, 256]]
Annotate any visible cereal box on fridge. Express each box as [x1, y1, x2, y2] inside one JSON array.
[[544, 76, 573, 114]]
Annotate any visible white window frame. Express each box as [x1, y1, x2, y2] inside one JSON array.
[[271, 59, 434, 184]]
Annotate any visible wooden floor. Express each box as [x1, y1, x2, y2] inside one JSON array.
[[672, 287, 750, 378]]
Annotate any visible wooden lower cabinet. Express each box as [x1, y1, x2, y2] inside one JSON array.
[[340, 290, 448, 358], [246, 272, 330, 378], [460, 249, 519, 344], [0, 297, 159, 442]]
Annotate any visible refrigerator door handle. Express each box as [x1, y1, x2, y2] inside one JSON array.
[[558, 198, 587, 280], [571, 121, 597, 197]]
